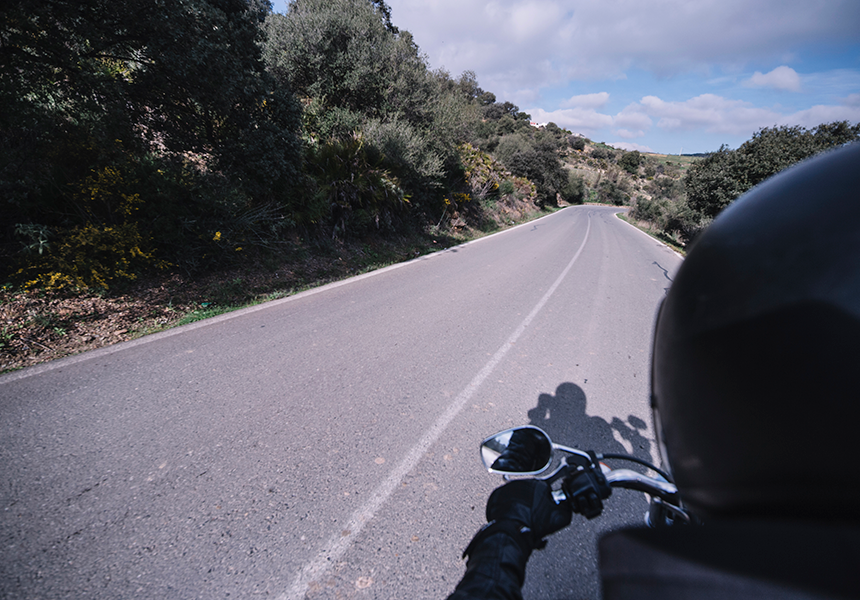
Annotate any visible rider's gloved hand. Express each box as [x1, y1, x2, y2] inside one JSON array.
[[487, 479, 572, 545], [451, 480, 571, 600], [462, 479, 572, 560]]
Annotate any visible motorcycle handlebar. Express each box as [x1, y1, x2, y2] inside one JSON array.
[[481, 426, 687, 523], [546, 462, 679, 505], [605, 468, 678, 498]]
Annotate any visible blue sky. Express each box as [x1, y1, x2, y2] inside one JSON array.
[[270, 0, 860, 154]]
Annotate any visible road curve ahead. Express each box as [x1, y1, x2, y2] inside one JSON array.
[[1, 206, 682, 599]]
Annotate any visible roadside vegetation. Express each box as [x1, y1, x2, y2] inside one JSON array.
[[627, 123, 860, 246], [1, 0, 857, 371]]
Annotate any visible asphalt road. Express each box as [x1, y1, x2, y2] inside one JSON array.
[[1, 206, 682, 600]]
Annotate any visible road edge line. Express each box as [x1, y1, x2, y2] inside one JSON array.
[[613, 210, 685, 259], [0, 209, 575, 385]]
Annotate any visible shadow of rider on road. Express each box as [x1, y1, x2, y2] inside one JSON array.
[[527, 382, 652, 467]]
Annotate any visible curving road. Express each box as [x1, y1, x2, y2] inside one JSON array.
[[1, 206, 682, 599]]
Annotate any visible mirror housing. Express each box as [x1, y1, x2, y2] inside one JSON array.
[[480, 426, 553, 475]]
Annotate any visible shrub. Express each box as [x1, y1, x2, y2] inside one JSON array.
[[499, 180, 515, 196], [619, 150, 642, 174], [494, 133, 533, 165], [561, 172, 586, 204], [591, 146, 614, 160], [597, 180, 629, 206], [16, 222, 164, 291], [362, 118, 444, 199], [631, 196, 668, 225], [304, 133, 407, 238], [458, 143, 508, 200]]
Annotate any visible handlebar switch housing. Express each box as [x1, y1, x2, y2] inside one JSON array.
[[564, 454, 613, 519]]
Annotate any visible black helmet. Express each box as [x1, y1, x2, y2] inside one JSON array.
[[651, 142, 860, 521]]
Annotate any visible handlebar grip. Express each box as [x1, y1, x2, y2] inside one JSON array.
[[605, 469, 679, 501]]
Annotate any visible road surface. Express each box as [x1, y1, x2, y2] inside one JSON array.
[[1, 206, 682, 599]]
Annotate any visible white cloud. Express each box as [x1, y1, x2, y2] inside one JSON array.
[[503, 1, 568, 44], [635, 94, 784, 135], [509, 88, 541, 107], [615, 129, 646, 139], [745, 66, 802, 91], [525, 107, 613, 135], [616, 93, 860, 140], [657, 117, 683, 130], [607, 141, 656, 153], [780, 103, 860, 128], [529, 89, 860, 144], [560, 92, 610, 109], [613, 107, 653, 131], [388, 0, 860, 95]]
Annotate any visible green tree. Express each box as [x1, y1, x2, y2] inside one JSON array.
[[483, 101, 524, 121], [590, 146, 616, 161], [562, 172, 586, 204], [619, 150, 642, 174], [263, 0, 481, 215], [569, 136, 586, 151], [683, 147, 747, 220], [685, 122, 860, 220], [504, 143, 568, 207], [2, 0, 301, 191], [1, 0, 303, 282], [263, 0, 431, 135]]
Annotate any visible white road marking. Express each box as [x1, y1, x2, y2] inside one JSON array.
[[278, 215, 592, 600]]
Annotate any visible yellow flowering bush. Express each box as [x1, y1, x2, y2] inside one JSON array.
[[79, 166, 143, 218], [16, 165, 167, 291], [458, 143, 508, 200], [17, 223, 164, 290]]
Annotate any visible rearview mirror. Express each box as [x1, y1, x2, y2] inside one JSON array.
[[480, 426, 553, 475]]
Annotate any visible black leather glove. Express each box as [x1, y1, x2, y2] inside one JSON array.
[[463, 479, 572, 560], [451, 480, 572, 599], [487, 479, 572, 542]]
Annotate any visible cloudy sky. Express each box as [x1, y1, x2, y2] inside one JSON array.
[[271, 0, 860, 154]]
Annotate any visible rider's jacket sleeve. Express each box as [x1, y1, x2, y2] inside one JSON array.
[[446, 531, 531, 600]]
